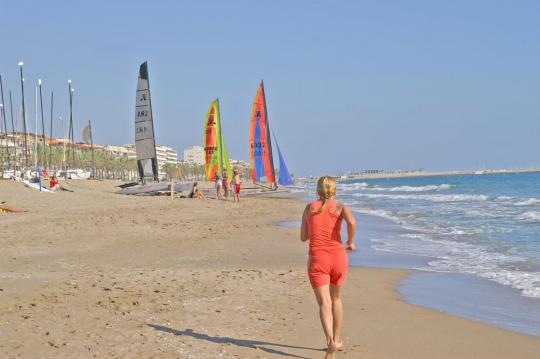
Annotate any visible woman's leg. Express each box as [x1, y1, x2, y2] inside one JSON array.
[[330, 284, 343, 348], [313, 285, 336, 350]]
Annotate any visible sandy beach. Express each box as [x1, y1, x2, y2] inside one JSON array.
[[1, 180, 539, 358]]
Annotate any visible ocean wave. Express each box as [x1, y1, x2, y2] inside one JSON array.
[[369, 184, 454, 192], [518, 211, 540, 222], [352, 193, 489, 202], [514, 198, 540, 206], [338, 182, 369, 191], [351, 208, 402, 223], [372, 234, 540, 298]]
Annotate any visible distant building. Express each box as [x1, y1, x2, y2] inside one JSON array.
[[156, 145, 179, 168], [183, 146, 205, 165], [104, 145, 136, 159], [105, 144, 178, 176]]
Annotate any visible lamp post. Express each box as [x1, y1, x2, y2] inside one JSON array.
[[18, 61, 29, 167]]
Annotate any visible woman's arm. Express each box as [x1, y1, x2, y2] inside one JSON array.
[[300, 205, 310, 242], [340, 205, 357, 251]]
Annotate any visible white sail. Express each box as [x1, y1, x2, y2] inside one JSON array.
[[135, 61, 158, 181]]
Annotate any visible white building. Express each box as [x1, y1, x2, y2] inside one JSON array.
[[156, 145, 179, 167], [105, 144, 178, 176], [183, 146, 205, 165], [104, 145, 136, 159]]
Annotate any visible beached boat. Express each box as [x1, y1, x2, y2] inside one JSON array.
[[21, 179, 54, 193], [249, 81, 293, 190], [117, 182, 192, 195], [204, 98, 232, 181]]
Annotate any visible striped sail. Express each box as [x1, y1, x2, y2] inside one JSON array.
[[250, 81, 275, 184], [135, 62, 158, 182], [204, 99, 232, 181]]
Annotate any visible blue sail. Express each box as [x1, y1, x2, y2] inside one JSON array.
[[272, 132, 293, 186]]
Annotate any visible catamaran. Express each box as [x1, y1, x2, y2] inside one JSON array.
[[249, 81, 293, 190], [118, 61, 191, 195]]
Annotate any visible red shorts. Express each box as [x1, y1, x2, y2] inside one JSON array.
[[234, 183, 241, 194], [308, 248, 348, 288]]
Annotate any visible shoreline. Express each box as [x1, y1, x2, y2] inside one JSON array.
[[333, 167, 540, 180], [1, 180, 539, 357], [280, 213, 540, 337]]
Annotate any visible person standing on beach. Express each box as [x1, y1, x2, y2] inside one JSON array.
[[215, 174, 223, 199], [222, 172, 230, 199], [232, 170, 241, 203], [300, 176, 356, 358]]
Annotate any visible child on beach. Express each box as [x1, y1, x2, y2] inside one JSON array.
[[222, 173, 230, 199], [49, 176, 60, 192], [232, 170, 241, 203], [300, 176, 356, 358], [215, 174, 223, 199]]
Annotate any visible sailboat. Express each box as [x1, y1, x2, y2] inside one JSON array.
[[204, 99, 232, 181], [249, 81, 293, 190], [135, 61, 159, 183], [118, 62, 192, 195]]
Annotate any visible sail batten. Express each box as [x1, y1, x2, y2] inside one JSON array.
[[135, 61, 158, 182]]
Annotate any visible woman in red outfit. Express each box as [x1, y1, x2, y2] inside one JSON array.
[[301, 176, 356, 358]]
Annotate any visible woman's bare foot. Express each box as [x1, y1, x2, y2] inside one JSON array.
[[335, 340, 343, 350], [327, 341, 338, 352]]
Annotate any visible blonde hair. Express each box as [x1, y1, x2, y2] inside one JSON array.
[[313, 176, 336, 215]]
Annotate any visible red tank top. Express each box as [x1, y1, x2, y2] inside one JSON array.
[[308, 199, 344, 252]]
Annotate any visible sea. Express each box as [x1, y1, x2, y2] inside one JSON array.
[[289, 172, 540, 336]]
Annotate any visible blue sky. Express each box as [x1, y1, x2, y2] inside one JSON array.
[[1, 0, 539, 175]]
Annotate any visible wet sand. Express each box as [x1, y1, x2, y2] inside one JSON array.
[[1, 180, 539, 358]]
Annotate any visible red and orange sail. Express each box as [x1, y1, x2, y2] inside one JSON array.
[[250, 81, 275, 184]]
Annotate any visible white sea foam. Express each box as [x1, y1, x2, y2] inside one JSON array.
[[338, 182, 369, 191], [515, 198, 540, 206], [351, 207, 401, 223], [352, 193, 489, 202], [369, 184, 454, 192], [371, 234, 540, 298], [518, 211, 540, 222]]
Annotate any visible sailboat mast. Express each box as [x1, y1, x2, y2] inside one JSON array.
[[145, 64, 158, 182], [18, 62, 29, 167], [261, 80, 276, 185], [49, 92, 53, 169], [34, 84, 38, 168], [9, 92, 17, 172], [217, 98, 224, 176], [38, 79, 46, 168], [0, 75, 10, 170], [68, 80, 74, 171], [89, 120, 96, 178]]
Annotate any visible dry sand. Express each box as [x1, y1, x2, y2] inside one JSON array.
[[1, 180, 539, 358]]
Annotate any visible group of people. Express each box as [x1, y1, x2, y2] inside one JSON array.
[[189, 169, 242, 202]]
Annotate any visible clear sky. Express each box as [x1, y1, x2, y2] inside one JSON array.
[[1, 0, 539, 175]]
